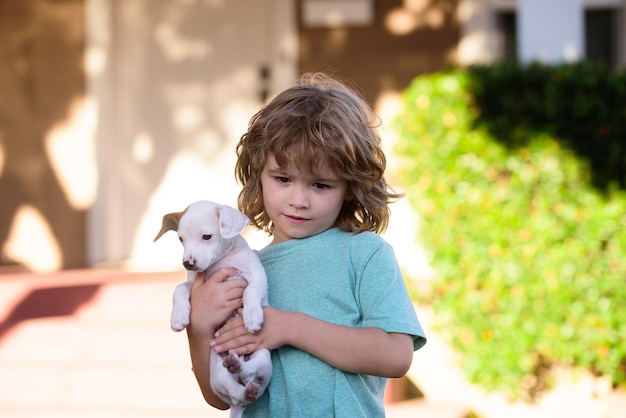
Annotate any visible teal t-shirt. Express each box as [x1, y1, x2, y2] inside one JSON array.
[[243, 228, 426, 418]]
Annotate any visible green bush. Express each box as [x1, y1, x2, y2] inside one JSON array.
[[395, 64, 626, 400]]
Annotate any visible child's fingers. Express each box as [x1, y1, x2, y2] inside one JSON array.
[[212, 318, 254, 352], [229, 344, 257, 357], [211, 331, 248, 354], [214, 315, 245, 338], [212, 339, 259, 356]]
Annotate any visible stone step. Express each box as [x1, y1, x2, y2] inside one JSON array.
[[0, 269, 469, 418]]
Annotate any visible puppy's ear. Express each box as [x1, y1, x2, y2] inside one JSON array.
[[154, 212, 183, 242], [218, 205, 250, 238]]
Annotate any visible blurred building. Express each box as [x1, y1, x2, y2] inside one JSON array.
[[0, 0, 624, 272]]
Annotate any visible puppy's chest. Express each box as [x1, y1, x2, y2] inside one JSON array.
[[204, 260, 230, 276], [205, 255, 252, 282]]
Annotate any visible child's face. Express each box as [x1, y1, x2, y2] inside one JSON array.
[[261, 153, 349, 245]]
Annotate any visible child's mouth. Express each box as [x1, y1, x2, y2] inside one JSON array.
[[285, 214, 310, 223]]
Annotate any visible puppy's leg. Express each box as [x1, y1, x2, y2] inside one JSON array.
[[242, 349, 272, 393], [170, 271, 194, 331], [229, 405, 245, 418], [223, 352, 243, 374], [241, 275, 267, 333], [223, 350, 272, 394], [240, 349, 272, 404], [211, 351, 257, 409]]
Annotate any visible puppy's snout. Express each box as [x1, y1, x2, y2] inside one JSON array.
[[183, 259, 195, 270]]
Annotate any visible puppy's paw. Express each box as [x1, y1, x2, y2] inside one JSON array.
[[170, 318, 189, 332], [170, 309, 190, 332], [245, 381, 262, 402], [242, 304, 264, 334], [223, 352, 242, 374]]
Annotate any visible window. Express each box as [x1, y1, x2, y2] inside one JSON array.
[[496, 11, 517, 63], [494, 8, 621, 67], [585, 9, 618, 66]]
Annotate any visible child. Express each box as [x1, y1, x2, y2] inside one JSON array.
[[186, 73, 426, 417]]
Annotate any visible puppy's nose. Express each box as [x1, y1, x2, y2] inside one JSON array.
[[183, 260, 194, 270]]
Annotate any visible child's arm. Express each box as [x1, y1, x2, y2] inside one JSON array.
[[211, 307, 414, 378], [186, 268, 248, 409]]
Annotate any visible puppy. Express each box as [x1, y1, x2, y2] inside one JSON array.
[[154, 200, 272, 418]]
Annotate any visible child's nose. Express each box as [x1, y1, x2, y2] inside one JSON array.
[[289, 186, 309, 208]]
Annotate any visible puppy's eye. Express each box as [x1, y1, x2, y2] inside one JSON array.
[[202, 234, 212, 241], [178, 237, 183, 243]]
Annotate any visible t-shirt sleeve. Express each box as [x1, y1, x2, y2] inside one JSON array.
[[352, 234, 427, 351]]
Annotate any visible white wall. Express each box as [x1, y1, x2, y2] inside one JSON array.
[[86, 0, 297, 270], [519, 0, 584, 64], [458, 0, 626, 67]]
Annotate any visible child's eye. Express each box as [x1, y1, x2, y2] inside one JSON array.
[[313, 183, 330, 190], [276, 176, 290, 183], [202, 234, 212, 240]]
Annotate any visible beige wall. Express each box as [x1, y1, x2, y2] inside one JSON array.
[[87, 0, 296, 271], [0, 0, 457, 272], [0, 0, 87, 271], [299, 0, 460, 103]]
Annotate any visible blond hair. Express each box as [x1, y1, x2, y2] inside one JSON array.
[[235, 72, 401, 235]]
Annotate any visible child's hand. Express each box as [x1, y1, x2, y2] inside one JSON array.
[[211, 306, 285, 355], [188, 267, 247, 338]]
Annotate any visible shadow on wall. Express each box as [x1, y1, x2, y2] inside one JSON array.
[[0, 0, 460, 272], [0, 1, 262, 272], [0, 1, 87, 271], [0, 284, 101, 342], [104, 0, 262, 271]]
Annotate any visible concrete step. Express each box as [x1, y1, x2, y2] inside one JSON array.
[[0, 269, 468, 418]]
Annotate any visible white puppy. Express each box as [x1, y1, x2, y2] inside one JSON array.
[[154, 200, 272, 418]]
